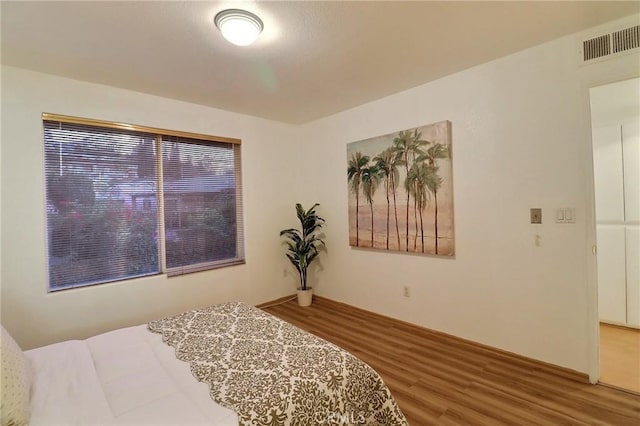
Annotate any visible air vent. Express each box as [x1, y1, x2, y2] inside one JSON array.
[[582, 25, 640, 63], [612, 25, 640, 54], [583, 34, 611, 61]]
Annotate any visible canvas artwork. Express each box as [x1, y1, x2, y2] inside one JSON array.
[[347, 120, 454, 256]]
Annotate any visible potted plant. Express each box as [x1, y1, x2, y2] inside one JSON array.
[[280, 203, 326, 306]]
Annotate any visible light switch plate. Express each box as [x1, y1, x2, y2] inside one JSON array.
[[556, 207, 576, 223], [530, 208, 542, 224], [564, 208, 574, 222]]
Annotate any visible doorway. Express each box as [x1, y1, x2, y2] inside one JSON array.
[[590, 77, 640, 393]]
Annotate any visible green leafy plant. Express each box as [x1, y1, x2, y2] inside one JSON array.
[[280, 203, 326, 290]]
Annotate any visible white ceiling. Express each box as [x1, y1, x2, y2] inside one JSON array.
[[2, 1, 639, 124]]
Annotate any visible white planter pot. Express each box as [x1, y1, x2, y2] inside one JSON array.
[[297, 288, 313, 307]]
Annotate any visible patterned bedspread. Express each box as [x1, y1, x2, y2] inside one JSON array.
[[148, 302, 408, 425]]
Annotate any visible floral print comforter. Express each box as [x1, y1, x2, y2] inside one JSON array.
[[148, 302, 408, 425]]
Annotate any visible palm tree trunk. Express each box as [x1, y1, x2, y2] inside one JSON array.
[[413, 183, 418, 251], [385, 178, 390, 250], [391, 174, 400, 250], [355, 186, 360, 247], [419, 200, 425, 253], [404, 160, 410, 252], [434, 190, 439, 255], [370, 201, 374, 247]]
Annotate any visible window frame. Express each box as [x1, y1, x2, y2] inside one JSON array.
[[42, 113, 245, 291]]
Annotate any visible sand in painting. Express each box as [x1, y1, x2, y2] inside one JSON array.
[[348, 204, 454, 255]]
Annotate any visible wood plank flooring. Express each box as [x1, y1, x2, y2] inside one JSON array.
[[600, 323, 640, 393], [262, 297, 640, 425]]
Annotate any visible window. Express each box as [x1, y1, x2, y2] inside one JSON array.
[[43, 114, 244, 291]]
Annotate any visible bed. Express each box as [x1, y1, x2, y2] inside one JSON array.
[[2, 301, 408, 425]]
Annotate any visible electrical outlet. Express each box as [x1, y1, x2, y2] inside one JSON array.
[[403, 286, 410, 298], [530, 208, 542, 224]]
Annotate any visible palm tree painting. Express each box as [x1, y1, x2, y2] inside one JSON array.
[[346, 121, 454, 256]]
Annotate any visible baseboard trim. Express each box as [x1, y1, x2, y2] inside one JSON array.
[[598, 381, 640, 396], [600, 321, 640, 331], [255, 294, 296, 308]]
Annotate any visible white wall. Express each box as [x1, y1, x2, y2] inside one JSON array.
[[298, 17, 640, 374], [1, 66, 300, 349]]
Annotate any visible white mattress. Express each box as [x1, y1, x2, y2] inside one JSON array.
[[25, 325, 238, 425]]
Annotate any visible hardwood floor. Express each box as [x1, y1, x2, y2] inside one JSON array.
[[262, 297, 640, 425], [600, 323, 640, 393]]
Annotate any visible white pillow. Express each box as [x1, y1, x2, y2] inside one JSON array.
[[1, 325, 31, 426]]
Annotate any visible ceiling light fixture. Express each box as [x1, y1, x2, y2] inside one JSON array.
[[214, 9, 263, 46]]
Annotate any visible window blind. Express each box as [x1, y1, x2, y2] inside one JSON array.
[[162, 135, 244, 276], [43, 115, 244, 291]]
